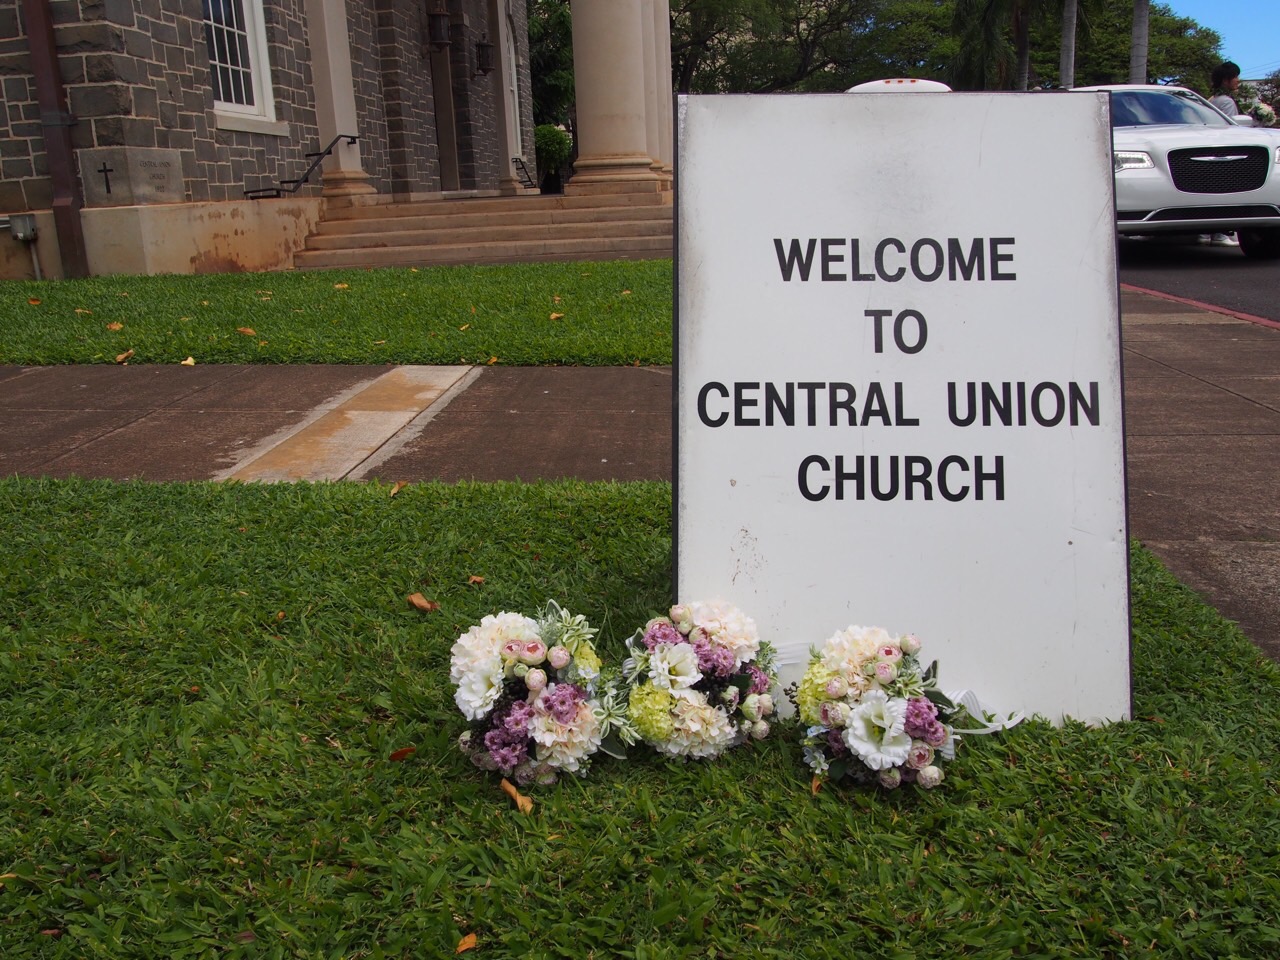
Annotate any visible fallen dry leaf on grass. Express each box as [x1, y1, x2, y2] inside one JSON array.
[[180, 357, 196, 366], [333, 282, 349, 289], [106, 322, 123, 331], [487, 356, 498, 365], [237, 327, 256, 336], [76, 308, 93, 315], [114, 349, 134, 364], [389, 747, 417, 762], [467, 575, 485, 585], [27, 298, 41, 305], [549, 312, 564, 320], [456, 933, 478, 954], [389, 481, 409, 497], [500, 778, 533, 814], [811, 775, 823, 796], [459, 323, 471, 331], [407, 593, 440, 612]]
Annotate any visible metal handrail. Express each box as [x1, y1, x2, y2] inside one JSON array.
[[245, 134, 359, 199]]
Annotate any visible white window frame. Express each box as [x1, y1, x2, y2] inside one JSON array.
[[203, 0, 288, 135]]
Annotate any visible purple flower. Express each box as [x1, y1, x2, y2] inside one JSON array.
[[745, 664, 772, 695], [540, 682, 586, 725], [826, 729, 850, 756], [925, 721, 948, 747], [694, 640, 735, 677], [488, 743, 527, 771], [643, 618, 683, 650], [503, 700, 534, 735], [903, 697, 938, 739]]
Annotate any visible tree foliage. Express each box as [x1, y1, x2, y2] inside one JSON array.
[[530, 0, 1223, 108], [670, 0, 885, 93], [1028, 1, 1221, 91], [528, 0, 575, 127]]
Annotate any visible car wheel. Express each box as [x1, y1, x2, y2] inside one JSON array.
[[1238, 228, 1280, 260]]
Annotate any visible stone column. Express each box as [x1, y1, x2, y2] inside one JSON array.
[[641, 0, 661, 176], [490, 0, 526, 194], [565, 0, 662, 194], [303, 0, 376, 197], [654, 0, 674, 176]]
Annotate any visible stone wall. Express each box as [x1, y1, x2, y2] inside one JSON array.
[[0, 0, 532, 217]]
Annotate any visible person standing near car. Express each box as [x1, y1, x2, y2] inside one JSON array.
[[1209, 61, 1243, 116], [1203, 61, 1245, 246]]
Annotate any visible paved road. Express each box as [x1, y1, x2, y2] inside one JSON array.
[[1118, 236, 1280, 322]]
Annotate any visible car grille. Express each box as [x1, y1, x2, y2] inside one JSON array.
[[1146, 204, 1280, 221], [1168, 146, 1271, 194]]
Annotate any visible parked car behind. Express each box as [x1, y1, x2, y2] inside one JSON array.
[[1078, 84, 1280, 259]]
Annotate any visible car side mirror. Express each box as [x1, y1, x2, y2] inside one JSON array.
[[1233, 115, 1256, 126]]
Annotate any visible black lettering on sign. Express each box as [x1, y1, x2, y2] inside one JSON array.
[[798, 455, 1005, 502], [774, 237, 1017, 282]]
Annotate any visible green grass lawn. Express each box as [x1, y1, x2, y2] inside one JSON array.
[[3, 477, 1278, 959], [0, 261, 673, 366]]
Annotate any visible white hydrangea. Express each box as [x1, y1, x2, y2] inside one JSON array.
[[820, 624, 889, 682], [529, 700, 602, 773], [657, 695, 736, 759], [449, 611, 541, 720], [688, 598, 760, 668]]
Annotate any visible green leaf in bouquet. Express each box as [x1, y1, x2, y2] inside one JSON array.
[[598, 733, 628, 760], [922, 660, 939, 685], [925, 687, 956, 712]]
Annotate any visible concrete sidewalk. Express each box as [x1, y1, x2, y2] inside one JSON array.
[[3, 287, 1280, 659]]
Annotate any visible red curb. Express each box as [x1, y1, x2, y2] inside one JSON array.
[[1121, 282, 1280, 332]]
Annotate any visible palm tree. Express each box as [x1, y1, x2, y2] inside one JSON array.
[[1059, 0, 1078, 88], [1129, 0, 1150, 84]]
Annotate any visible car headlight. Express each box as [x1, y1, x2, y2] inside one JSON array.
[[1114, 151, 1154, 173]]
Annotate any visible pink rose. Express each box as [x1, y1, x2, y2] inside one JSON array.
[[820, 701, 849, 728], [501, 639, 525, 661], [874, 661, 897, 684], [878, 644, 902, 663], [900, 634, 922, 656], [518, 640, 547, 665], [877, 767, 902, 789], [825, 677, 849, 699], [525, 668, 547, 692], [917, 765, 944, 789], [905, 740, 934, 770], [547, 646, 571, 670]]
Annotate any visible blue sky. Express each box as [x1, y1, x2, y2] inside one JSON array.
[[1165, 1, 1280, 79]]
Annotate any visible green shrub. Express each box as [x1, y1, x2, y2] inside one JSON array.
[[534, 123, 573, 180]]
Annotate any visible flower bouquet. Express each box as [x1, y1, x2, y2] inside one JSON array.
[[450, 601, 636, 786], [623, 600, 777, 759], [796, 625, 957, 791], [1249, 100, 1277, 127]]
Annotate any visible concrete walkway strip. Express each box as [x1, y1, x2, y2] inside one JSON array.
[[219, 366, 474, 482]]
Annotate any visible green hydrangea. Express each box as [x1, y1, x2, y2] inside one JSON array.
[[796, 661, 838, 726], [628, 681, 675, 743], [572, 643, 602, 680]]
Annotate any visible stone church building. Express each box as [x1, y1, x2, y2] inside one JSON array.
[[0, 0, 673, 279]]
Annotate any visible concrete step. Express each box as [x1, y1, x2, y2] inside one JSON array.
[[305, 217, 673, 251], [293, 234, 673, 270], [313, 203, 673, 236], [322, 191, 673, 222]]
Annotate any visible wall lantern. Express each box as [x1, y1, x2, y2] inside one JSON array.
[[474, 34, 495, 76], [426, 3, 451, 51]]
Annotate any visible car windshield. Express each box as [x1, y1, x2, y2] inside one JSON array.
[[1109, 89, 1233, 128]]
